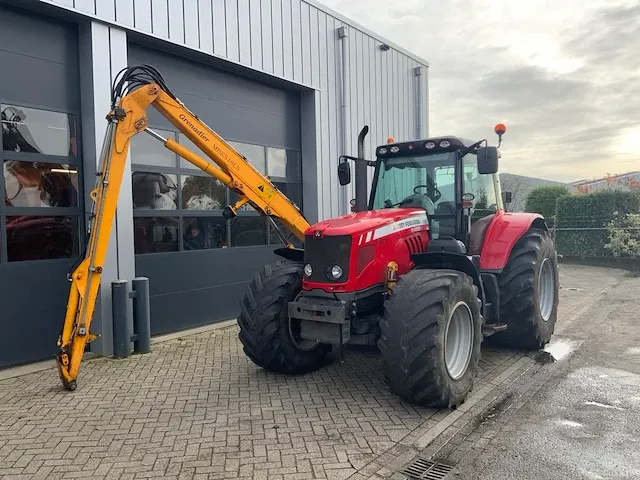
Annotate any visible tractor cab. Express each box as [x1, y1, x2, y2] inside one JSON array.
[[338, 125, 507, 253]]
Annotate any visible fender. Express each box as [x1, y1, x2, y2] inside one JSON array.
[[274, 247, 305, 262], [479, 210, 547, 271]]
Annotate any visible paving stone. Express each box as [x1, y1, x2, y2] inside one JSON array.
[[0, 271, 590, 480]]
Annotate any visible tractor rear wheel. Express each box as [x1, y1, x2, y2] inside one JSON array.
[[238, 260, 331, 374], [490, 227, 559, 350], [378, 269, 483, 409]]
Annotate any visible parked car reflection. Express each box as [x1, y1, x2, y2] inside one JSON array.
[[6, 215, 75, 261]]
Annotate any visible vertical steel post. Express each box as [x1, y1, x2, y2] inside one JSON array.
[[111, 279, 130, 359], [131, 277, 151, 354]]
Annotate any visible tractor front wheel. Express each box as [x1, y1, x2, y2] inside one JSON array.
[[238, 260, 332, 374], [378, 269, 483, 409], [490, 227, 559, 350]]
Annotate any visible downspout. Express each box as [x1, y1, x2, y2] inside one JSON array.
[[414, 65, 423, 139], [338, 25, 350, 215]]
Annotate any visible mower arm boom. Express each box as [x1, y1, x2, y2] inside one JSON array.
[[56, 72, 310, 390]]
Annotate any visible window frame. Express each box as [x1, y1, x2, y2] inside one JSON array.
[[131, 125, 302, 255], [0, 100, 84, 264]]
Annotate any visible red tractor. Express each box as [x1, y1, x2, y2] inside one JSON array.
[[237, 124, 559, 409]]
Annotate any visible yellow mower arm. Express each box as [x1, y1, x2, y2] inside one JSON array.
[[56, 65, 309, 390]]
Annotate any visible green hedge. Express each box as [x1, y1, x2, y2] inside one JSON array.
[[555, 190, 640, 257], [525, 185, 570, 226]]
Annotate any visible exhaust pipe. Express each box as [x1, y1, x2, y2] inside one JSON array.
[[355, 125, 369, 212]]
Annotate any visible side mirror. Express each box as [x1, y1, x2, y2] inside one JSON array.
[[503, 191, 512, 204], [338, 158, 351, 186], [476, 146, 499, 174]]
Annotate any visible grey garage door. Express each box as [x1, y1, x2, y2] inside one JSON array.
[[0, 4, 82, 368], [127, 43, 303, 336]]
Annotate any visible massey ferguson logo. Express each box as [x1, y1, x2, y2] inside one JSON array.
[[314, 230, 322, 238]]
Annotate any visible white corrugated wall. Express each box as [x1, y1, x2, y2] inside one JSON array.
[[40, 0, 429, 220]]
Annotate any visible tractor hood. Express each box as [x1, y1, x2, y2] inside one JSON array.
[[305, 207, 428, 238]]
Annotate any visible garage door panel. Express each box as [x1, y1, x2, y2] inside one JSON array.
[[172, 92, 299, 149], [0, 6, 78, 68], [129, 45, 291, 118], [128, 44, 300, 150], [0, 50, 79, 111], [0, 4, 81, 369]]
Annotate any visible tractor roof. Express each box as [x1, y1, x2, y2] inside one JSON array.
[[376, 136, 479, 158]]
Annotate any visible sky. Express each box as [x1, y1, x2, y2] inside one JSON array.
[[318, 0, 640, 183]]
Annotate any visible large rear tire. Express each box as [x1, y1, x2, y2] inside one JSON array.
[[238, 260, 331, 374], [378, 269, 483, 409], [490, 228, 559, 350]]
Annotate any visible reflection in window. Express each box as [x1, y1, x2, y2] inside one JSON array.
[[181, 175, 227, 210], [133, 217, 179, 254], [268, 217, 302, 247], [267, 147, 300, 180], [131, 129, 176, 167], [183, 217, 227, 250], [4, 160, 79, 207], [228, 141, 266, 174], [131, 172, 178, 210], [231, 216, 267, 247], [6, 215, 77, 262], [1, 104, 76, 156]]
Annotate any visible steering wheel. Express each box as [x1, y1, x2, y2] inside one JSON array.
[[413, 183, 442, 203]]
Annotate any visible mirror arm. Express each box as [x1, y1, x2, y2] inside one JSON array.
[[458, 139, 486, 158], [339, 155, 376, 167]]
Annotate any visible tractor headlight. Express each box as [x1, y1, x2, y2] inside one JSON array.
[[330, 265, 343, 280], [304, 264, 313, 277]]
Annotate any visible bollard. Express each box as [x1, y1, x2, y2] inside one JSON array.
[[131, 277, 151, 354], [112, 279, 130, 359]]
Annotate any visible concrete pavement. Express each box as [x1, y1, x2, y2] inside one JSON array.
[[0, 263, 634, 480]]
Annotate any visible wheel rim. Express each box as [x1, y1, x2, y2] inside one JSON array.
[[538, 257, 555, 322], [444, 301, 474, 381]]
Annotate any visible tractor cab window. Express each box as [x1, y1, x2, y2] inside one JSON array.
[[371, 152, 455, 212], [371, 152, 459, 238], [461, 153, 498, 221]]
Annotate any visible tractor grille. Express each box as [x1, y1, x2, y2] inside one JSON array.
[[304, 234, 351, 283]]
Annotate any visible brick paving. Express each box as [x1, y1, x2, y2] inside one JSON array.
[[0, 264, 627, 480]]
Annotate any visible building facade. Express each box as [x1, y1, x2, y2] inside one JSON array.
[[0, 0, 429, 368]]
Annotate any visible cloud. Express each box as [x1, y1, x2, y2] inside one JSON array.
[[319, 0, 640, 182]]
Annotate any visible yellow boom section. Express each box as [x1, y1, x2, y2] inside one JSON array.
[[56, 74, 310, 390]]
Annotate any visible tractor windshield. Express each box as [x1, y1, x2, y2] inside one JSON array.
[[370, 151, 498, 238]]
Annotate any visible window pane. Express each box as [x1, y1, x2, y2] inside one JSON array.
[[268, 217, 302, 248], [267, 147, 300, 180], [228, 141, 266, 174], [1, 105, 77, 156], [130, 128, 176, 167], [181, 175, 227, 210], [178, 133, 207, 169], [133, 217, 179, 254], [6, 215, 77, 261], [231, 216, 268, 247], [182, 217, 228, 250], [4, 160, 79, 207], [273, 182, 302, 210], [132, 172, 178, 210]]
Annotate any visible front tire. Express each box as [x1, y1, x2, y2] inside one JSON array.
[[238, 260, 331, 374], [378, 269, 483, 409], [490, 228, 559, 350]]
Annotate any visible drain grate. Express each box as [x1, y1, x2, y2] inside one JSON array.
[[401, 458, 455, 479]]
